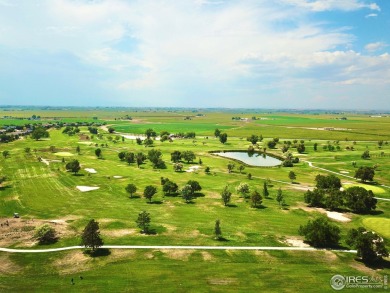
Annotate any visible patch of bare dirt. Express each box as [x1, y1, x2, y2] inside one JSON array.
[[293, 205, 351, 222], [102, 229, 137, 237], [283, 237, 310, 248], [161, 249, 194, 261], [0, 254, 23, 275], [53, 251, 91, 274], [201, 251, 215, 261], [0, 218, 77, 247]]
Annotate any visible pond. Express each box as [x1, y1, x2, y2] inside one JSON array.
[[213, 151, 282, 167]]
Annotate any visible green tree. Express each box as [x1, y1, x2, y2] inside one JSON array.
[[108, 127, 115, 133], [173, 162, 184, 172], [143, 185, 157, 203], [221, 185, 232, 206], [162, 180, 178, 196], [346, 227, 389, 264], [214, 219, 222, 240], [288, 171, 296, 182], [34, 224, 57, 244], [344, 186, 377, 214], [304, 189, 325, 207], [187, 180, 202, 194], [2, 150, 9, 158], [125, 152, 135, 165], [136, 152, 146, 167], [66, 160, 81, 174], [31, 127, 49, 140], [247, 135, 259, 145], [262, 181, 269, 198], [181, 184, 194, 203], [276, 188, 284, 207], [95, 148, 102, 158], [298, 217, 340, 247], [297, 143, 305, 154], [267, 140, 276, 149], [315, 174, 341, 191], [148, 149, 164, 168], [227, 163, 235, 173], [236, 182, 250, 198], [24, 147, 31, 154], [354, 166, 375, 182], [361, 150, 370, 159], [251, 190, 262, 208], [219, 133, 228, 144], [143, 138, 154, 147], [136, 211, 151, 234], [80, 219, 103, 252], [118, 151, 126, 161], [76, 145, 81, 154], [238, 165, 245, 173], [145, 128, 156, 139], [170, 151, 182, 163], [181, 151, 196, 163], [125, 183, 137, 198], [214, 128, 221, 138], [313, 143, 318, 151]]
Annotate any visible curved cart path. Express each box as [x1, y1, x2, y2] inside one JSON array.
[[0, 245, 357, 254]]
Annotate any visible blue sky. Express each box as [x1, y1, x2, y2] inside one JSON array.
[[0, 0, 389, 110]]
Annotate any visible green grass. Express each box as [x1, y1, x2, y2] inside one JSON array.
[[0, 109, 389, 291], [362, 218, 390, 238]]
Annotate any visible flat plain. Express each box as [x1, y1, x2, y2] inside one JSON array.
[[0, 108, 389, 292]]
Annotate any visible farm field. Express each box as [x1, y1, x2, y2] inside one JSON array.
[[0, 108, 389, 292]]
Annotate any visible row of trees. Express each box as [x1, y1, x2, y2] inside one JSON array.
[[304, 174, 377, 213], [299, 217, 388, 264]]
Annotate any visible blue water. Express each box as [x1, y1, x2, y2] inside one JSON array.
[[215, 151, 282, 167]]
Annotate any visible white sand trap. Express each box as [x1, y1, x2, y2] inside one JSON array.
[[285, 238, 310, 248], [326, 211, 351, 222], [54, 152, 74, 157], [185, 165, 201, 173], [113, 176, 123, 179], [85, 168, 97, 174], [76, 186, 100, 192], [40, 158, 50, 166]]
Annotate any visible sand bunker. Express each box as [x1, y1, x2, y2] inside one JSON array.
[[85, 168, 97, 174], [40, 158, 62, 166], [284, 238, 310, 247], [185, 165, 201, 173], [326, 211, 351, 222], [113, 176, 123, 179], [54, 152, 74, 157], [76, 186, 100, 192]]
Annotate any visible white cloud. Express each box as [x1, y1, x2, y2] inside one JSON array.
[[365, 13, 378, 17], [365, 42, 388, 52], [280, 0, 380, 12]]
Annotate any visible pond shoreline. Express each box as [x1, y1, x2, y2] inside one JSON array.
[[209, 150, 283, 167]]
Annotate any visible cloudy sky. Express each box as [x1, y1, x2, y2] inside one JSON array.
[[0, 0, 389, 109]]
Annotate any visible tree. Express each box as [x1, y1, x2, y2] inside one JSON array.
[[66, 160, 81, 174], [2, 150, 9, 158], [304, 189, 325, 207], [136, 211, 151, 234], [238, 165, 245, 173], [346, 227, 389, 264], [236, 182, 250, 198], [136, 152, 146, 167], [162, 180, 178, 196], [187, 180, 202, 194], [214, 220, 222, 240], [313, 143, 318, 151], [247, 135, 259, 145], [148, 149, 164, 168], [297, 144, 305, 154], [324, 190, 344, 211], [31, 127, 49, 140], [145, 128, 156, 139], [171, 151, 182, 163], [354, 166, 375, 182], [221, 186, 232, 206], [125, 183, 137, 198], [173, 163, 183, 172], [344, 186, 377, 214], [288, 171, 296, 182], [143, 185, 157, 203], [267, 140, 276, 149], [81, 219, 103, 252], [143, 138, 154, 147], [24, 147, 31, 154], [361, 150, 370, 159], [276, 188, 284, 207], [118, 151, 126, 161], [125, 152, 135, 165], [315, 174, 341, 191], [227, 163, 235, 173], [181, 151, 196, 163], [136, 137, 142, 145], [298, 217, 340, 247], [76, 145, 81, 154], [181, 184, 194, 203], [214, 128, 221, 138], [219, 133, 227, 144], [262, 181, 269, 198], [95, 148, 102, 158], [108, 127, 115, 133], [34, 224, 57, 244], [251, 190, 262, 208]]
